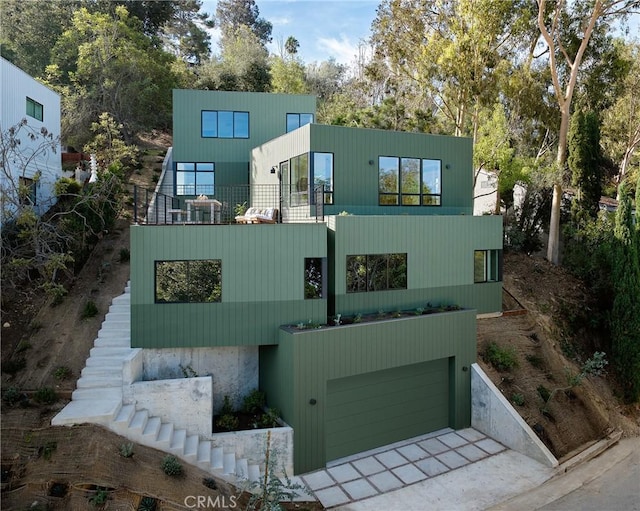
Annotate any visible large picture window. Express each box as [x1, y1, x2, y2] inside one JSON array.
[[202, 110, 249, 138], [474, 250, 502, 283], [286, 113, 314, 133], [155, 260, 222, 303], [346, 253, 407, 293], [379, 156, 441, 206], [175, 162, 214, 195], [26, 97, 43, 121]]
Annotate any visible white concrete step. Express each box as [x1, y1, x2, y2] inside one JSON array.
[[247, 464, 261, 483], [183, 434, 199, 463], [142, 417, 161, 442], [99, 321, 130, 331], [211, 446, 224, 470], [104, 311, 130, 320], [89, 347, 134, 358], [76, 376, 122, 389], [93, 335, 130, 347], [223, 452, 236, 475], [170, 429, 187, 454], [51, 398, 121, 426], [72, 387, 122, 401], [112, 404, 136, 431], [81, 364, 123, 378], [197, 441, 212, 469], [236, 458, 249, 480], [85, 355, 129, 367], [128, 410, 149, 438], [157, 423, 173, 450]]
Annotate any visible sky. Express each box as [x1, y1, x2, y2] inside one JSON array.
[[200, 0, 379, 66]]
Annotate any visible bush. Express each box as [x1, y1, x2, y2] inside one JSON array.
[[484, 342, 518, 372], [259, 408, 281, 428], [537, 385, 551, 403], [137, 497, 157, 511], [220, 395, 234, 415], [3, 385, 24, 406], [34, 387, 57, 405], [119, 442, 134, 458], [81, 300, 99, 319], [243, 389, 266, 414], [161, 455, 183, 476], [54, 366, 72, 380], [216, 414, 240, 432], [511, 393, 525, 406]]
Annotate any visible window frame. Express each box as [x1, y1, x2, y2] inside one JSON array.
[[311, 152, 334, 205], [379, 156, 442, 206], [201, 110, 249, 139], [286, 113, 314, 133], [155, 259, 222, 303], [26, 97, 43, 121], [474, 250, 502, 283], [19, 176, 37, 206], [346, 253, 408, 293], [175, 162, 215, 196]]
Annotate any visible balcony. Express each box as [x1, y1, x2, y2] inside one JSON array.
[[130, 184, 325, 225]]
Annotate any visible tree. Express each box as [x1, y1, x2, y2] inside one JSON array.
[[610, 182, 640, 401], [270, 37, 307, 95], [47, 6, 178, 146], [535, 0, 639, 264], [215, 0, 272, 46], [568, 110, 603, 222]]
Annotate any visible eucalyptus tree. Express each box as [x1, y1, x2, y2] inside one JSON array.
[[535, 0, 640, 264], [370, 0, 531, 138]]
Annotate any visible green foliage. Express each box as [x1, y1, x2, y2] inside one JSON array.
[[179, 364, 198, 378], [259, 408, 281, 429], [81, 300, 99, 319], [89, 487, 109, 506], [216, 414, 240, 432], [3, 386, 24, 406], [243, 389, 266, 414], [537, 385, 551, 403], [53, 366, 72, 380], [161, 455, 183, 476], [484, 342, 518, 372], [119, 248, 130, 262], [137, 497, 157, 511], [220, 395, 234, 415], [42, 441, 57, 461], [54, 177, 82, 198], [119, 442, 134, 458], [34, 387, 58, 405], [511, 393, 525, 406], [525, 354, 545, 370]]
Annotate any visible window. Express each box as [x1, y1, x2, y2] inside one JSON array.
[[26, 97, 43, 121], [155, 260, 221, 303], [305, 258, 325, 299], [175, 162, 214, 195], [379, 156, 442, 206], [346, 253, 407, 293], [474, 250, 502, 283], [312, 152, 333, 204], [19, 176, 37, 205], [201, 111, 249, 138], [290, 153, 309, 206], [286, 113, 314, 133]]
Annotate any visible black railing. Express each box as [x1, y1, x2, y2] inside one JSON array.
[[130, 184, 325, 225]]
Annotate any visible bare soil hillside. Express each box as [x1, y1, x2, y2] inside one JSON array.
[[1, 135, 638, 507]]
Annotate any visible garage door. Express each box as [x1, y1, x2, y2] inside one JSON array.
[[326, 359, 450, 462]]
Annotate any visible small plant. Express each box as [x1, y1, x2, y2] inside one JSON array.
[[234, 201, 248, 216], [243, 389, 266, 414], [415, 307, 424, 315], [392, 310, 402, 318], [525, 354, 545, 369], [42, 441, 57, 461], [3, 386, 24, 406], [34, 387, 57, 405], [161, 455, 183, 476], [119, 248, 130, 262], [81, 300, 99, 319], [484, 342, 518, 372], [353, 313, 363, 323], [259, 408, 281, 428], [511, 393, 525, 406], [15, 340, 32, 353], [119, 442, 134, 458], [220, 395, 234, 415], [89, 487, 109, 506], [179, 364, 198, 378], [137, 496, 157, 511], [54, 366, 72, 380], [333, 313, 342, 326], [537, 385, 551, 403], [202, 477, 217, 490], [43, 282, 68, 306], [216, 414, 240, 432]]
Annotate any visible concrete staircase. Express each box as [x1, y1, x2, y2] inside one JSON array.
[[52, 283, 262, 486]]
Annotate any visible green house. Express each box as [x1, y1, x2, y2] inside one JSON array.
[[130, 89, 503, 473]]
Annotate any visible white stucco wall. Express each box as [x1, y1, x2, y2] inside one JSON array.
[[140, 346, 259, 413]]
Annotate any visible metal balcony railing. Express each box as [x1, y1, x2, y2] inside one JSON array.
[[130, 184, 325, 225]]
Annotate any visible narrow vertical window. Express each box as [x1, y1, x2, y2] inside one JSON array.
[[304, 258, 324, 299], [312, 152, 333, 204], [474, 250, 502, 283], [379, 156, 399, 205]]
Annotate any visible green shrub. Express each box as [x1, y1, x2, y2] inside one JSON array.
[[3, 385, 24, 406], [54, 366, 72, 380], [119, 442, 134, 458], [89, 487, 109, 506], [537, 385, 551, 403], [525, 354, 545, 369], [243, 389, 266, 414], [161, 455, 183, 476], [511, 393, 525, 406], [15, 340, 32, 353], [484, 342, 519, 372], [137, 497, 157, 511], [81, 300, 98, 319], [34, 387, 57, 405], [259, 408, 281, 428], [220, 395, 234, 415], [42, 441, 57, 460], [216, 414, 239, 432]]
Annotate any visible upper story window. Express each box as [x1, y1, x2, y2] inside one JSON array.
[[313, 152, 333, 204], [155, 260, 222, 303], [286, 113, 314, 133], [379, 156, 442, 206], [346, 253, 407, 293], [474, 250, 502, 283], [26, 97, 43, 121], [176, 162, 214, 195], [202, 111, 249, 138]]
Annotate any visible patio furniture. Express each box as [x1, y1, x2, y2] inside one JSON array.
[[235, 207, 279, 224]]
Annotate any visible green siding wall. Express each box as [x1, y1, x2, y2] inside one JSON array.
[[131, 224, 327, 348], [252, 124, 474, 215], [260, 309, 477, 473], [172, 90, 316, 165], [328, 215, 503, 315]]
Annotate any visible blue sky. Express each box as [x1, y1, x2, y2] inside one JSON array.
[[200, 1, 379, 65]]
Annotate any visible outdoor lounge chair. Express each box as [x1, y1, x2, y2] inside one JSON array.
[[235, 207, 278, 224]]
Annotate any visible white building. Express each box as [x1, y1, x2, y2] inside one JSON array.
[[1, 57, 62, 221], [474, 169, 498, 215]]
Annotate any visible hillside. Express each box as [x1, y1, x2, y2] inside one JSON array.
[[1, 138, 639, 508]]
